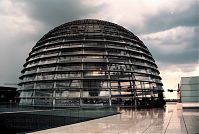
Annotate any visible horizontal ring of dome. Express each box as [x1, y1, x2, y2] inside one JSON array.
[[19, 69, 161, 81], [32, 34, 148, 54], [35, 33, 143, 49], [25, 54, 156, 69], [21, 61, 159, 75], [28, 45, 154, 64]]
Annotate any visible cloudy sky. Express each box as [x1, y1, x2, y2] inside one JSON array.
[[0, 0, 198, 98]]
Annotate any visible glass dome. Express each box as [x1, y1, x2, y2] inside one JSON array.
[[18, 19, 164, 107]]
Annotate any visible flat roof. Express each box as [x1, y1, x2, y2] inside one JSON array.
[[0, 86, 17, 91]]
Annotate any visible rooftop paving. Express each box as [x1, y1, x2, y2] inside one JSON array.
[[30, 103, 199, 134], [0, 105, 117, 133]]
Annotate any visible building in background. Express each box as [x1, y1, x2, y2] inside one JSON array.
[[180, 76, 199, 108], [0, 86, 19, 104], [18, 19, 165, 107]]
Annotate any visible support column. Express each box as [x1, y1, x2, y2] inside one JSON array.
[[80, 43, 84, 106], [126, 44, 137, 107], [53, 89, 56, 107], [32, 89, 35, 106], [52, 54, 60, 107], [80, 64, 83, 106], [32, 82, 37, 106], [106, 43, 112, 106]]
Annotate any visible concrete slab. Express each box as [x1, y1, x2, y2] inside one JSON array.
[[29, 103, 199, 134]]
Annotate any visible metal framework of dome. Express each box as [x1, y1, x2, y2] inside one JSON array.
[[18, 19, 165, 107]]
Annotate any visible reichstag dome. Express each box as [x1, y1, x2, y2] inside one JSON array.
[[18, 19, 165, 107]]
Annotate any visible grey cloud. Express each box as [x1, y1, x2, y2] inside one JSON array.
[[152, 47, 198, 64], [15, 0, 106, 44], [19, 0, 105, 29], [146, 29, 198, 65], [135, 1, 199, 34]]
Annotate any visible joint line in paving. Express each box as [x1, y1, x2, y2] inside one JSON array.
[[164, 111, 173, 134]]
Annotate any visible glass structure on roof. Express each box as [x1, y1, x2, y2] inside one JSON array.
[[18, 19, 165, 107]]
